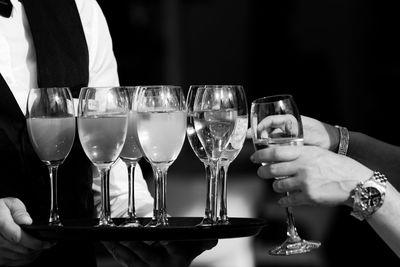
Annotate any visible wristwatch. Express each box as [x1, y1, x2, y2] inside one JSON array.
[[350, 171, 387, 221]]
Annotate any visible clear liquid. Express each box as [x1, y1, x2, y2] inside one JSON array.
[[253, 137, 304, 151], [187, 114, 208, 161], [221, 115, 248, 162], [137, 111, 186, 164], [27, 117, 75, 164], [78, 115, 127, 166], [120, 111, 142, 161], [193, 109, 237, 160]]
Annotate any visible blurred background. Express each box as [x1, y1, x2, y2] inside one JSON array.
[[95, 0, 400, 266]]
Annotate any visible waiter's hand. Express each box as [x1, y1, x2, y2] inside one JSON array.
[[0, 197, 54, 266], [103, 239, 218, 267]]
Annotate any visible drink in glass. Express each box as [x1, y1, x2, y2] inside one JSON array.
[[26, 87, 76, 226], [78, 86, 129, 227], [119, 87, 143, 227], [135, 85, 186, 227]]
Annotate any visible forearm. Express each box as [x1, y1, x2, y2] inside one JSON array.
[[367, 183, 400, 257], [347, 132, 400, 188]]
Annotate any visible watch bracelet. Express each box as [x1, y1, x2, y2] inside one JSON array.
[[334, 125, 349, 156], [350, 171, 388, 221]]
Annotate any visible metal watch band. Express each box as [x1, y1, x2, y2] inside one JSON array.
[[334, 125, 349, 156], [350, 171, 387, 221]]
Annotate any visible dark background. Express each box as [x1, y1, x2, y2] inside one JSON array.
[[96, 0, 400, 266]]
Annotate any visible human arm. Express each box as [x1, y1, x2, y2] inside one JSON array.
[[250, 144, 400, 257], [0, 198, 54, 266], [301, 115, 400, 185]]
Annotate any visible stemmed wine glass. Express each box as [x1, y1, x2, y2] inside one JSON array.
[[186, 85, 214, 225], [119, 86, 143, 227], [190, 85, 242, 226], [26, 87, 76, 226], [250, 94, 321, 255], [78, 86, 129, 227], [135, 85, 187, 227], [218, 86, 248, 225]]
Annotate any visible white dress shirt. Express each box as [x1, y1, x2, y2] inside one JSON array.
[[0, 0, 153, 217]]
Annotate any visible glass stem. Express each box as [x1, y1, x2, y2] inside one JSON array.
[[203, 161, 212, 221], [285, 192, 301, 242], [126, 162, 137, 220], [48, 165, 61, 226], [219, 161, 230, 223], [210, 160, 219, 223], [151, 165, 169, 226], [99, 166, 114, 226]]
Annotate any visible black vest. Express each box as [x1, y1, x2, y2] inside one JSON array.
[[0, 0, 96, 265]]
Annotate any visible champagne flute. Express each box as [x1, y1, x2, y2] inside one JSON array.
[[135, 85, 187, 227], [191, 85, 240, 226], [26, 87, 76, 226], [250, 94, 321, 255], [78, 86, 129, 227], [218, 86, 248, 225], [119, 86, 143, 227]]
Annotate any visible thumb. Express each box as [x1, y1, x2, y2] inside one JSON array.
[[4, 197, 32, 225]]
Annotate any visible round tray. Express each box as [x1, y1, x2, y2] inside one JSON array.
[[21, 217, 267, 241]]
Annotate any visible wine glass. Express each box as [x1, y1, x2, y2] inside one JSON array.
[[250, 94, 321, 255], [190, 85, 241, 226], [186, 85, 214, 225], [26, 87, 76, 226], [78, 86, 129, 227], [218, 86, 248, 225], [135, 85, 187, 227], [119, 86, 143, 227]]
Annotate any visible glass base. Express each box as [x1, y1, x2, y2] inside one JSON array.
[[218, 216, 230, 225], [146, 218, 169, 227], [269, 238, 321, 256], [97, 217, 116, 227], [48, 221, 63, 227], [197, 217, 217, 227], [120, 218, 142, 228]]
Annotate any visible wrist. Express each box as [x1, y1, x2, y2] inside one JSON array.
[[334, 125, 349, 155], [349, 171, 388, 221]]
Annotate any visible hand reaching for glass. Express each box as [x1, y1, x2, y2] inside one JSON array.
[[103, 239, 218, 267], [250, 144, 372, 207], [0, 198, 55, 266]]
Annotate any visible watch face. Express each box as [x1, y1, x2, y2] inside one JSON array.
[[360, 187, 382, 208]]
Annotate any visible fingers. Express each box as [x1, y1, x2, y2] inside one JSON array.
[[0, 198, 29, 244], [272, 177, 302, 193], [277, 192, 309, 207], [257, 161, 298, 180], [4, 198, 32, 226], [0, 198, 53, 251], [250, 145, 301, 164]]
